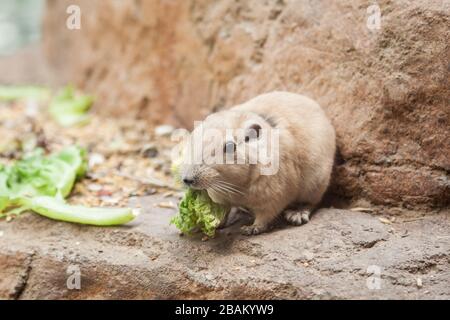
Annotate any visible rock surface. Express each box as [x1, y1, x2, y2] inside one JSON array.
[[42, 0, 449, 210], [0, 195, 449, 299]]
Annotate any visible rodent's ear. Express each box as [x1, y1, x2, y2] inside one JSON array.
[[245, 123, 262, 142]]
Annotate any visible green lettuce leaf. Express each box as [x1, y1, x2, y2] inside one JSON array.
[[17, 196, 137, 226], [0, 146, 137, 226], [5, 146, 83, 198], [0, 86, 50, 102], [170, 188, 229, 237], [49, 86, 93, 127]]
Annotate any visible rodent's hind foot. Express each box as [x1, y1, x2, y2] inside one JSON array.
[[240, 224, 269, 236], [284, 208, 311, 226]]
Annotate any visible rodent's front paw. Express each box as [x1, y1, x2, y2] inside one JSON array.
[[240, 224, 267, 236]]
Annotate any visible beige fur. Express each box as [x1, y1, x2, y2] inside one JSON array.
[[180, 91, 336, 235]]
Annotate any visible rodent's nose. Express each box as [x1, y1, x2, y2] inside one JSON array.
[[183, 178, 194, 186]]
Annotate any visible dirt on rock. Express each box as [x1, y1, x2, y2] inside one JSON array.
[[0, 197, 449, 299]]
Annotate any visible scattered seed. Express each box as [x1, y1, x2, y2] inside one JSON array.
[[0, 99, 180, 222], [416, 277, 423, 288], [100, 196, 121, 205], [115, 171, 180, 191], [350, 207, 374, 213], [87, 183, 103, 192], [156, 202, 176, 209], [97, 189, 113, 197], [144, 188, 157, 195], [378, 217, 392, 224], [89, 153, 105, 167]]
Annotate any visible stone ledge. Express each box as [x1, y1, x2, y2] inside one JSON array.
[[1, 195, 449, 299]]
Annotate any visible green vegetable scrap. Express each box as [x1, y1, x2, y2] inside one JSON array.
[[0, 146, 137, 226], [0, 85, 50, 102], [0, 84, 94, 127], [170, 188, 229, 237], [17, 196, 137, 226], [49, 85, 94, 127]]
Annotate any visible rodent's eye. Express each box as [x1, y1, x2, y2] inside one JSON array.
[[245, 123, 262, 142], [223, 141, 236, 154]]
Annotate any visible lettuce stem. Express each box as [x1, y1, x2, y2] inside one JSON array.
[[20, 196, 139, 226]]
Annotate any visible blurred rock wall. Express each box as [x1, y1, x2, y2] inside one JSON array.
[[43, 0, 449, 210]]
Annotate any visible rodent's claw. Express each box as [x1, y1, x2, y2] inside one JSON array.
[[240, 224, 267, 236], [284, 208, 311, 226]]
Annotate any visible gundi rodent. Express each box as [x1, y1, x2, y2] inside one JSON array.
[[179, 91, 336, 235]]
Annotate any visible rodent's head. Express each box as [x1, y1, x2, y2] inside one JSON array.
[[179, 110, 274, 197]]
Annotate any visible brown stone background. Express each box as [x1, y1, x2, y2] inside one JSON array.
[[42, 0, 449, 211]]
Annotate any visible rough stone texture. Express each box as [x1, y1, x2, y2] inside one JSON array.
[[42, 0, 449, 210], [0, 195, 449, 299]]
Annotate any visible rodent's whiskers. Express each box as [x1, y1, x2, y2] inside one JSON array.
[[216, 180, 245, 196], [206, 182, 230, 198], [219, 180, 244, 191], [205, 181, 238, 199], [212, 184, 232, 197], [195, 167, 244, 197]]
